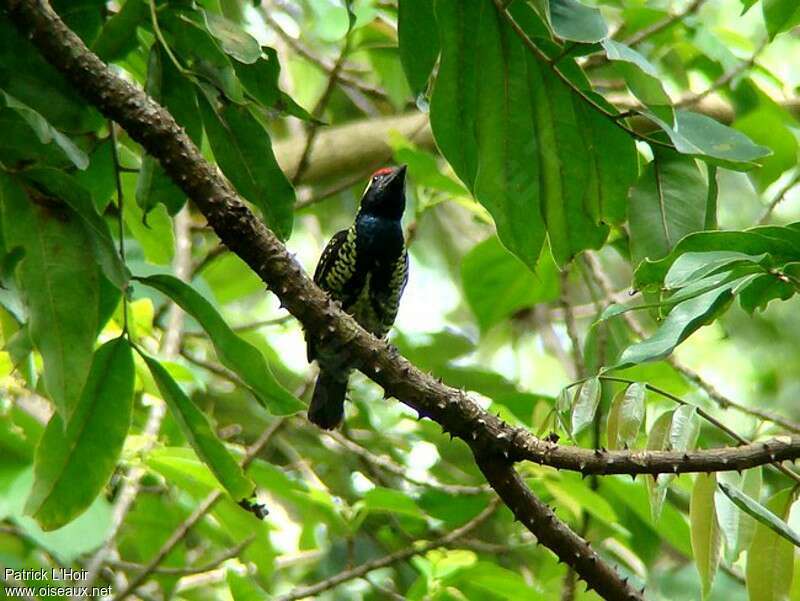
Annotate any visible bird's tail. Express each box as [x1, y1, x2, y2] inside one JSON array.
[[308, 370, 348, 429]]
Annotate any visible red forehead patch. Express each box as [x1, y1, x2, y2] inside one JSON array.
[[371, 167, 394, 178]]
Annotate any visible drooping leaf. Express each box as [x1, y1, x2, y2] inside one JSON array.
[[615, 286, 735, 368], [142, 352, 255, 501], [716, 468, 762, 563], [691, 473, 721, 598], [762, 0, 800, 39], [745, 487, 796, 601], [22, 168, 130, 290], [137, 44, 203, 216], [203, 10, 261, 64], [0, 92, 89, 170], [92, 0, 147, 61], [25, 338, 134, 531], [461, 237, 558, 332], [720, 482, 800, 548], [233, 49, 312, 120], [198, 87, 295, 240], [136, 274, 303, 414], [646, 410, 673, 522], [546, 0, 608, 43], [628, 150, 708, 266], [571, 376, 601, 436], [0, 173, 99, 418], [398, 0, 440, 94], [606, 382, 645, 450]]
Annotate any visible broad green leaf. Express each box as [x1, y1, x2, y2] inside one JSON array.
[[198, 87, 294, 240], [763, 0, 800, 39], [738, 272, 796, 313], [25, 338, 134, 531], [0, 92, 88, 170], [691, 473, 721, 599], [629, 150, 708, 265], [92, 0, 147, 61], [461, 237, 558, 332], [615, 287, 734, 368], [645, 110, 771, 170], [719, 482, 800, 548], [530, 65, 609, 265], [452, 562, 540, 599], [123, 176, 175, 265], [0, 174, 99, 418], [571, 376, 601, 436], [22, 168, 130, 290], [634, 224, 800, 289], [664, 251, 767, 290], [669, 405, 701, 452], [546, 0, 608, 43], [136, 274, 303, 414], [734, 109, 798, 191], [137, 45, 202, 216], [142, 352, 254, 501], [473, 8, 545, 269], [646, 410, 673, 521], [398, 0, 440, 94], [602, 40, 673, 125], [606, 382, 645, 450], [227, 569, 268, 601], [233, 49, 312, 120], [716, 468, 762, 563], [544, 476, 621, 528], [430, 0, 483, 188], [203, 10, 260, 63], [745, 487, 796, 601]]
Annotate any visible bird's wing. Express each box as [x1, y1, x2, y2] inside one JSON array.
[[373, 250, 409, 336]]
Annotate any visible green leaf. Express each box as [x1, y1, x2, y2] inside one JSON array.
[[745, 487, 796, 601], [602, 40, 673, 125], [734, 108, 798, 191], [473, 8, 545, 269], [92, 0, 147, 61], [22, 168, 130, 290], [664, 251, 767, 290], [547, 0, 608, 43], [461, 237, 558, 332], [25, 338, 134, 531], [645, 110, 771, 170], [629, 150, 708, 265], [203, 10, 261, 63], [0, 173, 99, 418], [615, 287, 734, 368], [137, 45, 202, 216], [571, 376, 601, 436], [646, 410, 673, 521], [136, 274, 303, 414], [362, 487, 426, 520], [0, 92, 89, 170], [720, 482, 800, 548], [634, 224, 800, 289], [198, 87, 294, 240], [142, 352, 254, 500], [738, 272, 796, 313], [227, 569, 268, 601], [691, 473, 721, 599], [763, 0, 800, 39], [398, 0, 440, 94], [716, 468, 762, 563], [606, 382, 645, 450], [233, 49, 312, 120]]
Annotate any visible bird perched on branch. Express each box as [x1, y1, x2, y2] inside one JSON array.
[[307, 165, 409, 429]]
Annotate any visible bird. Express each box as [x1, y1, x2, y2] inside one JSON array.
[[307, 165, 409, 429]]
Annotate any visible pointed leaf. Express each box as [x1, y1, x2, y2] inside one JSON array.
[[398, 0, 440, 94], [203, 11, 261, 64], [719, 482, 800, 548], [136, 274, 302, 415], [142, 353, 254, 501], [0, 173, 99, 418], [547, 0, 608, 43], [607, 382, 645, 450], [691, 473, 721, 599], [745, 487, 796, 601], [646, 410, 673, 521], [763, 0, 800, 39], [571, 376, 601, 436], [25, 338, 134, 531], [670, 405, 701, 452], [92, 0, 147, 61], [716, 468, 762, 563]]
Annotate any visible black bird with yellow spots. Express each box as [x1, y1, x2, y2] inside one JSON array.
[[307, 165, 409, 429]]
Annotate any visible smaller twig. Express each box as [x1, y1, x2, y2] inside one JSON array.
[[274, 498, 500, 601], [109, 536, 254, 576], [759, 170, 800, 224]]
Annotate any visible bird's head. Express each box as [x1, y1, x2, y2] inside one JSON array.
[[358, 165, 407, 220]]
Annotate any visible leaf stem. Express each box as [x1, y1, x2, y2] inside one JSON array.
[[109, 120, 128, 335]]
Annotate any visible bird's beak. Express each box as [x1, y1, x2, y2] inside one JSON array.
[[386, 164, 407, 190]]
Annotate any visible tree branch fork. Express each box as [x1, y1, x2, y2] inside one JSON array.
[[4, 1, 796, 599]]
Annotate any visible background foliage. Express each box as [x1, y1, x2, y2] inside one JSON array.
[[1, 0, 800, 600]]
